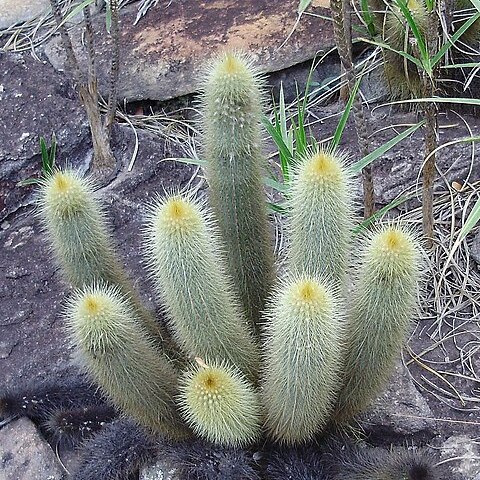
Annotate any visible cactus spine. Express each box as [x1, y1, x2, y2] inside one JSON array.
[[38, 169, 165, 343], [262, 277, 344, 444], [144, 193, 259, 381], [65, 283, 187, 437], [200, 51, 275, 332], [334, 225, 420, 424], [288, 148, 352, 284], [178, 360, 261, 447]]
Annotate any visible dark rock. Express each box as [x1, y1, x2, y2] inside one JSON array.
[[360, 361, 436, 441], [0, 417, 64, 480], [0, 52, 91, 223], [44, 0, 334, 102]]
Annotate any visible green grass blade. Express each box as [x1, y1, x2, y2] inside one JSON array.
[[359, 37, 424, 69], [383, 97, 480, 106], [348, 121, 425, 174], [330, 77, 361, 150], [360, 0, 377, 36], [394, 0, 430, 72], [432, 13, 480, 67], [298, 0, 312, 14], [263, 116, 294, 173], [459, 197, 480, 242], [442, 62, 480, 69], [353, 194, 411, 233]]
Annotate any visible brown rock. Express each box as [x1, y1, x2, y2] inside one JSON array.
[[44, 0, 333, 102], [0, 417, 64, 480]]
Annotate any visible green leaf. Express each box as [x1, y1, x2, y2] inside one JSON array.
[[330, 77, 361, 150], [349, 120, 425, 173], [458, 196, 480, 242], [353, 195, 411, 233], [164, 157, 207, 167], [106, 1, 112, 33], [358, 37, 425, 70], [385, 97, 480, 106], [360, 0, 377, 36], [394, 0, 431, 73], [298, 0, 313, 14], [432, 13, 480, 67], [262, 116, 294, 170], [263, 176, 289, 194]]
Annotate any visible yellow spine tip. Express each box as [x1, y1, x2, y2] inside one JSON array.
[[83, 295, 102, 316], [158, 197, 201, 234], [377, 228, 411, 254], [303, 151, 342, 184], [53, 172, 71, 193], [289, 279, 329, 314]]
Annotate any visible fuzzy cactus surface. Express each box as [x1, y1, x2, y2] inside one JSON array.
[[38, 169, 165, 343], [65, 283, 187, 437], [200, 51, 275, 333], [334, 225, 421, 423], [145, 193, 259, 381], [262, 277, 345, 444], [288, 148, 352, 284], [179, 360, 261, 447]]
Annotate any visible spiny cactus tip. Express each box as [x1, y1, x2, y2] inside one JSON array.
[[179, 361, 261, 447]]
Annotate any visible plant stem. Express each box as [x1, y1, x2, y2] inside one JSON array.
[[422, 10, 440, 248], [49, 0, 115, 177], [105, 0, 120, 136], [330, 0, 375, 218]]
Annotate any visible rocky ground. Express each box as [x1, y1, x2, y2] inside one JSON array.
[[1, 1, 480, 479]]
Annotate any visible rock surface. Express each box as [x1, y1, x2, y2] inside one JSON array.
[[0, 417, 64, 480], [44, 0, 333, 102], [441, 435, 480, 480], [360, 361, 436, 441], [0, 52, 91, 223], [0, 0, 50, 29]]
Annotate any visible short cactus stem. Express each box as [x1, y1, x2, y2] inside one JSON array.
[[262, 276, 345, 444], [288, 148, 353, 284], [178, 359, 262, 447], [144, 192, 260, 381], [200, 51, 275, 333], [38, 169, 166, 344], [334, 225, 421, 424], [65, 283, 187, 437]]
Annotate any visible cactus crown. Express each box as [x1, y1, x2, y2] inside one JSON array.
[[38, 50, 422, 456]]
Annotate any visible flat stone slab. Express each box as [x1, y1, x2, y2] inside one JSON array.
[[44, 0, 333, 102], [441, 435, 480, 480], [0, 417, 64, 480]]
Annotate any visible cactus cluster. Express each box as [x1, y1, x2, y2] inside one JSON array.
[[35, 51, 426, 476]]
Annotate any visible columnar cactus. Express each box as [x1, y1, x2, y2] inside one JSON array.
[[144, 193, 259, 381], [65, 283, 187, 438], [38, 170, 165, 343], [262, 277, 344, 444], [178, 360, 261, 447], [334, 225, 421, 423], [288, 148, 352, 284], [34, 50, 426, 478], [200, 51, 275, 332]]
